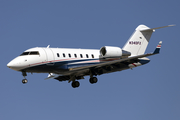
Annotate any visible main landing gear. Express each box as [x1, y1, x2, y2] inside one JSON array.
[[22, 72, 28, 84], [89, 70, 98, 84], [71, 81, 80, 88], [70, 77, 98, 88], [89, 77, 98, 84]]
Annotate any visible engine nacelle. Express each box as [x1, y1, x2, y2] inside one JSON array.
[[100, 46, 131, 58]]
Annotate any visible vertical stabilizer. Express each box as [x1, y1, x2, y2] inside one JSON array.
[[123, 24, 174, 56], [123, 25, 154, 55]]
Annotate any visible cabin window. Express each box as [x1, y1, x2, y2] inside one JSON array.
[[86, 54, 89, 58], [63, 53, 66, 57], [92, 54, 94, 58], [57, 53, 60, 57], [80, 54, 83, 58], [74, 54, 77, 58], [68, 54, 71, 58]]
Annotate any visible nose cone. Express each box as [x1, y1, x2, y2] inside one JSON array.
[[7, 57, 24, 71], [7, 61, 12, 68], [7, 60, 17, 70]]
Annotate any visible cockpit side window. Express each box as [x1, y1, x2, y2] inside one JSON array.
[[29, 51, 39, 55], [20, 52, 30, 56], [20, 51, 40, 56]]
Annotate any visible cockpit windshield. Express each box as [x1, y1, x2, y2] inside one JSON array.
[[20, 51, 40, 56]]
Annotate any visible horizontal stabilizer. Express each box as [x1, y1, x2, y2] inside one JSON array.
[[140, 24, 175, 32]]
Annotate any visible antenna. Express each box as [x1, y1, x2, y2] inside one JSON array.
[[47, 45, 50, 48]]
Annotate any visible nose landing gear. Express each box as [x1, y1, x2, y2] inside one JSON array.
[[22, 79, 28, 84], [22, 72, 28, 84]]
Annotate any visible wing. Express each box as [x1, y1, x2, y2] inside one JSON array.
[[68, 41, 162, 71], [46, 41, 162, 81]]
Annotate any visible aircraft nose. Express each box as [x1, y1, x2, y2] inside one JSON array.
[[7, 61, 15, 68], [7, 57, 27, 71], [7, 60, 20, 71]]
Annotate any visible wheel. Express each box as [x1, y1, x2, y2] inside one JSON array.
[[71, 81, 80, 88], [89, 77, 98, 84], [22, 79, 28, 84]]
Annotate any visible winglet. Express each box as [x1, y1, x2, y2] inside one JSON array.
[[153, 41, 162, 54]]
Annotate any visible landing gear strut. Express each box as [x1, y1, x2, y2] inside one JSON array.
[[22, 72, 28, 84], [89, 69, 98, 84]]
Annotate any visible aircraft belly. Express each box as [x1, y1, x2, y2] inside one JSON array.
[[21, 63, 69, 73]]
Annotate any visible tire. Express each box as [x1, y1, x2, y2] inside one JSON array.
[[71, 81, 80, 88], [22, 79, 28, 84], [89, 77, 98, 84]]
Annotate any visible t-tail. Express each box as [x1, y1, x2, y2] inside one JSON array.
[[123, 24, 174, 56]]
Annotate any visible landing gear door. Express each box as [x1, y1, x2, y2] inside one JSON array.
[[43, 48, 55, 65]]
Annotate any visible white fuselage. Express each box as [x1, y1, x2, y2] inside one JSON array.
[[7, 47, 147, 75]]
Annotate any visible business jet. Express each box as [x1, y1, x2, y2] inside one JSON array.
[[7, 24, 174, 88]]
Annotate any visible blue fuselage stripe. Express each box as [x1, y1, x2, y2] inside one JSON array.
[[22, 58, 101, 72]]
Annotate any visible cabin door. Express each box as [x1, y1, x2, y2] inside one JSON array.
[[43, 48, 55, 65]]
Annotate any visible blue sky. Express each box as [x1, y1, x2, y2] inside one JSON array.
[[1, 0, 179, 120]]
